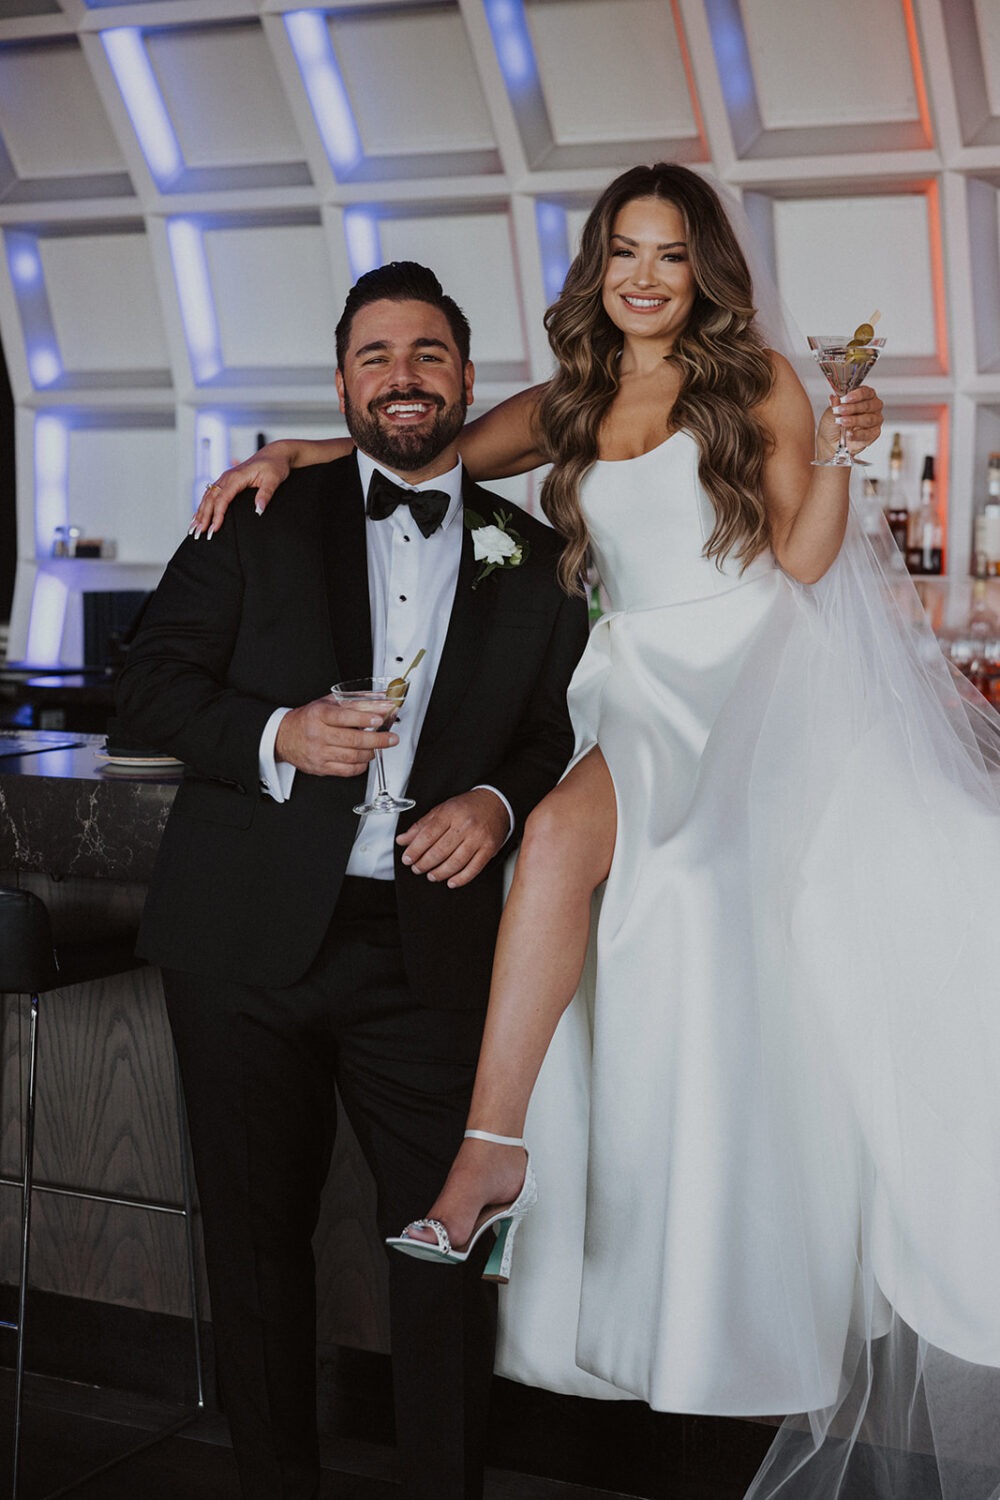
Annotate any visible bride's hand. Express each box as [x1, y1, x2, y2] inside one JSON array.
[[816, 385, 883, 463], [189, 442, 294, 537]]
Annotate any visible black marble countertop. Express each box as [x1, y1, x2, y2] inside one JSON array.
[[0, 731, 180, 882]]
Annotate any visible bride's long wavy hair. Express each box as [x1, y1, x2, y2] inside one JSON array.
[[538, 163, 776, 594]]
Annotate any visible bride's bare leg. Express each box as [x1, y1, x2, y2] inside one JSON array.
[[408, 747, 616, 1248]]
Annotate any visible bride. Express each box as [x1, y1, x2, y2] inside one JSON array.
[[194, 164, 1000, 1499]]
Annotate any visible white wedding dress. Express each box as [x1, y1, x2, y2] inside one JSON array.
[[495, 431, 1000, 1498]]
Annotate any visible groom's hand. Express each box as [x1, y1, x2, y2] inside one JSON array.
[[397, 789, 509, 888], [275, 696, 398, 777]]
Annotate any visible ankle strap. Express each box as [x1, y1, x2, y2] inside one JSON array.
[[464, 1129, 525, 1148]]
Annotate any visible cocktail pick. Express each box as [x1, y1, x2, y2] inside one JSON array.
[[386, 648, 427, 705]]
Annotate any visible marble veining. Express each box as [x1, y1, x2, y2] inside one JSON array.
[[0, 736, 178, 882]]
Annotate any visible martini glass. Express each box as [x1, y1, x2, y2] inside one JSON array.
[[331, 675, 415, 816], [807, 335, 885, 467]]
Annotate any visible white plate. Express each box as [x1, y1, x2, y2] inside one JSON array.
[[95, 751, 184, 768]]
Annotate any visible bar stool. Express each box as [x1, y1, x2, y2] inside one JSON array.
[[0, 884, 205, 1499]]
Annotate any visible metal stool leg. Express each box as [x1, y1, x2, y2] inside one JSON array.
[[172, 1057, 205, 1411], [12, 991, 40, 1500]]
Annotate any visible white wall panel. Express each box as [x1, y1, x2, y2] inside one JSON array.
[[742, 0, 918, 128], [66, 425, 178, 564], [772, 195, 936, 358], [146, 24, 304, 170], [0, 40, 126, 178], [204, 223, 338, 371], [975, 0, 1000, 118], [526, 0, 697, 145], [330, 9, 495, 158], [39, 232, 169, 373]]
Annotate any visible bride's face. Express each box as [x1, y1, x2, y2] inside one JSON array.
[[601, 197, 697, 349]]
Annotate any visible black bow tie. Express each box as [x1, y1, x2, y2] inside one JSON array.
[[366, 469, 450, 539]]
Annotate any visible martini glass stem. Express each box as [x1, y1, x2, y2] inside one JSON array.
[[833, 416, 852, 465], [372, 745, 392, 805]]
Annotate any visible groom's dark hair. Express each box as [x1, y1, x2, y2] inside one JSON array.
[[335, 261, 472, 369]]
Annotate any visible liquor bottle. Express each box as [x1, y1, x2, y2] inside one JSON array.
[[963, 553, 1000, 701], [883, 433, 909, 554], [907, 454, 943, 576], [858, 476, 882, 540], [972, 452, 1000, 577]]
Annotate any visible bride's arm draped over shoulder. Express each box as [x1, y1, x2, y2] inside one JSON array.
[[192, 383, 551, 536], [457, 383, 550, 481], [760, 352, 883, 585]]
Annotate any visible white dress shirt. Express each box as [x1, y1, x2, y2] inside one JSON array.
[[258, 450, 512, 879]]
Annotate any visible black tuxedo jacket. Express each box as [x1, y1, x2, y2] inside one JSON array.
[[117, 455, 587, 1009]]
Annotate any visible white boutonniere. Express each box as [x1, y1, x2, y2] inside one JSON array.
[[465, 508, 530, 589]]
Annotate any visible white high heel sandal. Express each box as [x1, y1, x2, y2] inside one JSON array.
[[385, 1130, 537, 1284]]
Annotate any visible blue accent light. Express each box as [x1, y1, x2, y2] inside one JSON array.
[[344, 209, 382, 281], [29, 349, 61, 387], [6, 229, 61, 386], [704, 0, 756, 113], [535, 201, 571, 306], [285, 11, 362, 175], [167, 219, 222, 384], [102, 28, 183, 188], [34, 414, 69, 557], [10, 243, 41, 287], [483, 0, 537, 90], [26, 572, 69, 666]]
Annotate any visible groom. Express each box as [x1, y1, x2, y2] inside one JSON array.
[[117, 262, 587, 1500]]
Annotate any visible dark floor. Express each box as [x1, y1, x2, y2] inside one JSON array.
[[2, 1367, 776, 1500]]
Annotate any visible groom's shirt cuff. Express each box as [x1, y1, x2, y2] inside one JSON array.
[[259, 706, 296, 802]]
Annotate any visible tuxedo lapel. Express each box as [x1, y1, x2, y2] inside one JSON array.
[[321, 454, 372, 686], [415, 479, 497, 753]]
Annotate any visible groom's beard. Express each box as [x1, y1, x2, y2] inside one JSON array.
[[343, 386, 467, 473]]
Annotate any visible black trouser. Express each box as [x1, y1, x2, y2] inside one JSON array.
[[164, 877, 496, 1500]]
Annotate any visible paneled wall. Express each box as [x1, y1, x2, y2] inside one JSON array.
[[1, 0, 999, 658]]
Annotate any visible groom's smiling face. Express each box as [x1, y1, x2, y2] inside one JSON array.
[[336, 297, 475, 482]]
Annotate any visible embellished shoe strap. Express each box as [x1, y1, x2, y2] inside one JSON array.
[[464, 1129, 525, 1148], [401, 1218, 451, 1254]]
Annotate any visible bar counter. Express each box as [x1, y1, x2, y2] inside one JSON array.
[[0, 731, 179, 881], [0, 731, 388, 1389]]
